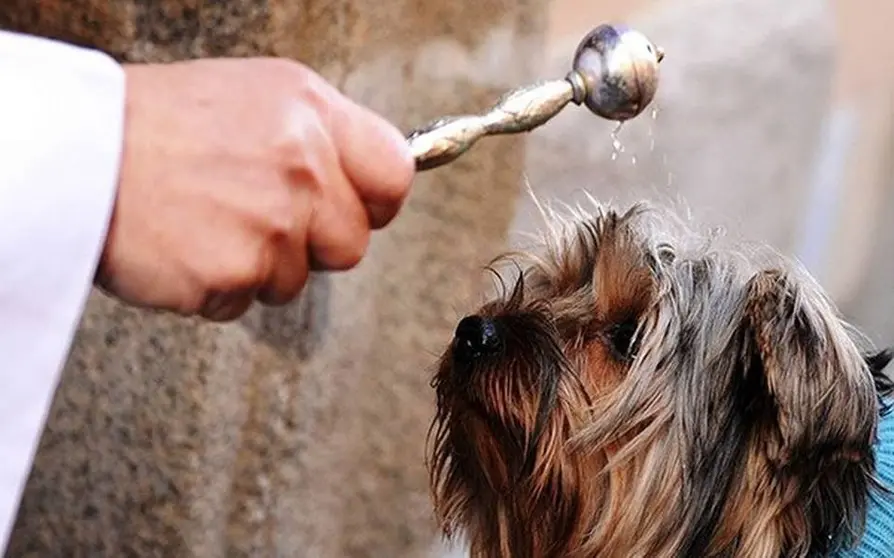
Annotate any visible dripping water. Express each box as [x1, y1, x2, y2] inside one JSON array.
[[649, 104, 674, 188], [648, 106, 659, 151], [610, 121, 625, 161], [608, 104, 672, 181]]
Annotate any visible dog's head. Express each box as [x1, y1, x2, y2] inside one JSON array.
[[428, 202, 893, 558]]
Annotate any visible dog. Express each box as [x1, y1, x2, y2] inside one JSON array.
[[427, 200, 894, 558]]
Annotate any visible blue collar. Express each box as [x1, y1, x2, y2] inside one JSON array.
[[831, 405, 894, 557]]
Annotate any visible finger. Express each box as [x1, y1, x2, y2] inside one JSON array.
[[256, 192, 312, 306], [365, 201, 403, 231], [281, 101, 372, 271], [326, 94, 415, 229], [200, 291, 256, 322], [307, 193, 371, 271], [256, 242, 311, 306]]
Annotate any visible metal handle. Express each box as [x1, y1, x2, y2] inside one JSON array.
[[406, 24, 665, 172]]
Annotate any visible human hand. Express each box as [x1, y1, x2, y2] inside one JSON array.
[[96, 57, 414, 321]]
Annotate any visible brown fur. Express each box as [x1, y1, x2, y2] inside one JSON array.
[[427, 200, 894, 558]]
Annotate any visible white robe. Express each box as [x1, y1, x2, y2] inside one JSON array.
[[0, 30, 125, 551]]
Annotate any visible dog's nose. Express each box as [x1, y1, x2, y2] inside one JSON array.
[[453, 315, 502, 361]]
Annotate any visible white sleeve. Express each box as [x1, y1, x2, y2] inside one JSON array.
[[0, 31, 125, 550]]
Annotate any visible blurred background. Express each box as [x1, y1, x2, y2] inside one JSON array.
[[511, 0, 894, 345]]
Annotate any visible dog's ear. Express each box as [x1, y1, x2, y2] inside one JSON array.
[[743, 269, 879, 470]]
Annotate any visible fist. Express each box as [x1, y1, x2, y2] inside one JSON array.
[[96, 57, 414, 321]]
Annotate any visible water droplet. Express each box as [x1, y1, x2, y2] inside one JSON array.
[[648, 105, 661, 152], [610, 121, 625, 161], [631, 155, 637, 165]]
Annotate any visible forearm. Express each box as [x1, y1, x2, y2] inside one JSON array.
[[0, 30, 124, 551]]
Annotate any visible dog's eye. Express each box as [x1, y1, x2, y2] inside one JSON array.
[[656, 243, 675, 265], [607, 319, 638, 360]]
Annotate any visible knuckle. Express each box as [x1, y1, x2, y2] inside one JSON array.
[[299, 77, 331, 112], [268, 213, 299, 243], [272, 60, 334, 116], [270, 113, 330, 195], [271, 133, 307, 169], [226, 252, 267, 292], [276, 139, 325, 186], [264, 194, 301, 241]]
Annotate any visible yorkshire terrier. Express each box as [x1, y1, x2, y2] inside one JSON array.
[[427, 200, 894, 558]]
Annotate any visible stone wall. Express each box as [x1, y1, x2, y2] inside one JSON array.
[[1, 1, 550, 556]]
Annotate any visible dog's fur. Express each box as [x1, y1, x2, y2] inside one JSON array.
[[427, 200, 894, 558]]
